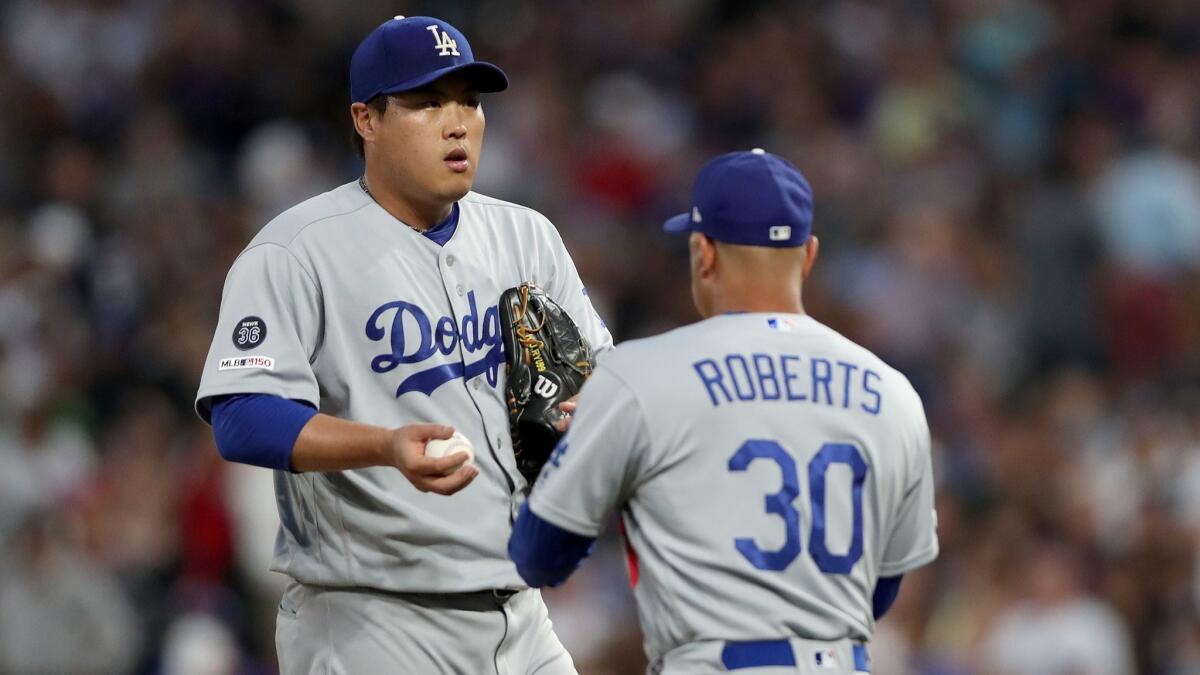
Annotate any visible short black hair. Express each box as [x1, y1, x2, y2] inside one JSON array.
[[351, 95, 390, 157]]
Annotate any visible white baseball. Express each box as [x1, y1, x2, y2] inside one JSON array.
[[423, 431, 476, 468]]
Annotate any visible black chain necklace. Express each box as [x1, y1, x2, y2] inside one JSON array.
[[359, 175, 426, 234]]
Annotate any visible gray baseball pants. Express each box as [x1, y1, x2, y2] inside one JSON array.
[[276, 581, 576, 674]]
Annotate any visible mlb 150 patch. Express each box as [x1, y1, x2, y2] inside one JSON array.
[[233, 316, 266, 350], [218, 356, 275, 371]]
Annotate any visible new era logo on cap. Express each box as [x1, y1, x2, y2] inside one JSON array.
[[662, 149, 813, 248]]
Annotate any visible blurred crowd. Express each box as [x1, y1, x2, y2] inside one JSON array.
[[1, 0, 1200, 673]]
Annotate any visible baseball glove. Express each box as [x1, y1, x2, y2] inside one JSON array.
[[500, 283, 594, 484]]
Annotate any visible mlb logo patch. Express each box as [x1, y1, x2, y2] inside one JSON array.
[[813, 648, 838, 669], [766, 316, 798, 332]]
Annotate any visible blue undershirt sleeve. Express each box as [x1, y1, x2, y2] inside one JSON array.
[[873, 574, 903, 619], [210, 393, 318, 472], [508, 502, 596, 587]]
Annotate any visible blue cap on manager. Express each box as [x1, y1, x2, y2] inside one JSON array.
[[350, 16, 509, 103], [663, 149, 814, 247]]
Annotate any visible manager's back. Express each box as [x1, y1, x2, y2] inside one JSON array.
[[531, 311, 936, 672]]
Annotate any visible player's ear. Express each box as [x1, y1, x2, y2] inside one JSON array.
[[689, 233, 718, 279], [801, 235, 819, 280], [351, 102, 376, 145]]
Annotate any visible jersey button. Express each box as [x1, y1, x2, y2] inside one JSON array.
[[456, 284, 465, 296], [446, 255, 456, 266]]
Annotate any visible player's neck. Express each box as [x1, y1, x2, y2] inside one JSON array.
[[709, 290, 806, 316], [705, 275, 806, 316], [360, 173, 453, 231]]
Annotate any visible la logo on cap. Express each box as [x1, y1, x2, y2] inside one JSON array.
[[427, 25, 460, 56]]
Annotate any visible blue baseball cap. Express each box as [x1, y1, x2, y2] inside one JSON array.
[[663, 149, 814, 247], [350, 16, 509, 103]]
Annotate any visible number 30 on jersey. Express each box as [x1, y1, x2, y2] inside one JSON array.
[[728, 440, 867, 574]]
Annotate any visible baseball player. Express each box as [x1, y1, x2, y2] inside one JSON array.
[[509, 150, 939, 674], [194, 16, 611, 674]]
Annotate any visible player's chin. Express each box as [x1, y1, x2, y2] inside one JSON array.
[[436, 172, 475, 201]]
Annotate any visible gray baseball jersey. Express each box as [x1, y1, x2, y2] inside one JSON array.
[[528, 313, 937, 666], [195, 180, 612, 593]]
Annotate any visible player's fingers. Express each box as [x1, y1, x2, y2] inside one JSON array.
[[406, 423, 455, 444], [413, 451, 471, 477], [554, 398, 578, 433], [423, 465, 479, 495]]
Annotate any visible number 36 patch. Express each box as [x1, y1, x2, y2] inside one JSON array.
[[232, 316, 267, 350]]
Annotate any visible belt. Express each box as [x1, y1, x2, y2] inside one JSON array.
[[720, 640, 869, 672], [388, 587, 520, 611], [314, 584, 520, 611]]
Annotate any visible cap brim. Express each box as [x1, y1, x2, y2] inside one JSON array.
[[662, 212, 694, 233], [373, 61, 509, 100]]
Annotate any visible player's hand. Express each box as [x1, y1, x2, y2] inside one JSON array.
[[553, 396, 579, 433], [389, 424, 478, 495]]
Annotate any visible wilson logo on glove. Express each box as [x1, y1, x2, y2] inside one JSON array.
[[500, 283, 594, 486], [533, 375, 559, 398]]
